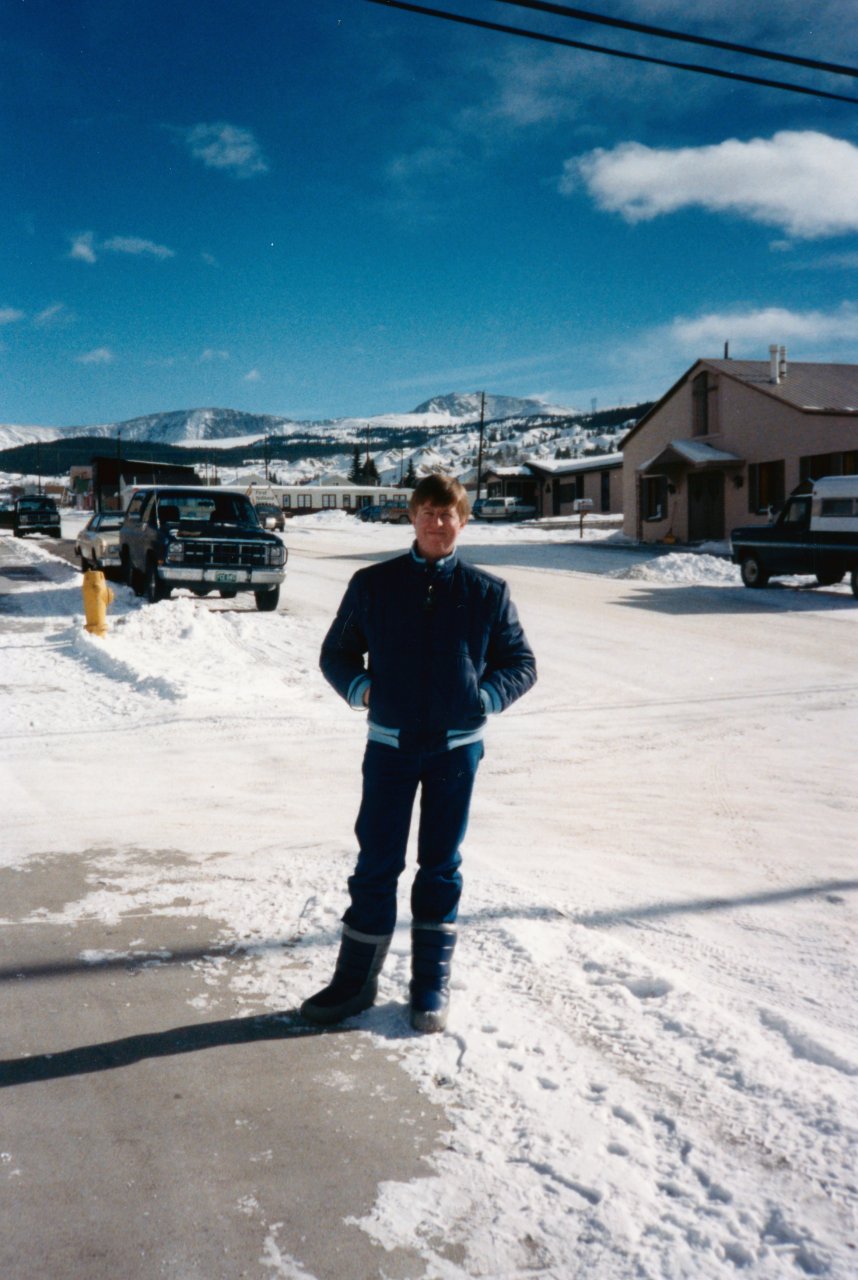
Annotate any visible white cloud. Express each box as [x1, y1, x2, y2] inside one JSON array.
[[102, 236, 175, 259], [183, 123, 269, 178], [563, 131, 858, 239], [34, 303, 67, 327], [243, 368, 261, 383], [76, 347, 114, 365], [68, 232, 174, 263], [0, 307, 25, 324], [69, 232, 97, 263], [668, 303, 858, 353], [200, 348, 229, 362]]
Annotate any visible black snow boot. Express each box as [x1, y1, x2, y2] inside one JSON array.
[[300, 925, 392, 1026], [410, 923, 457, 1034]]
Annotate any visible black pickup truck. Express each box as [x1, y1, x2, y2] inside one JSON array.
[[8, 495, 62, 538], [119, 486, 287, 610], [731, 477, 858, 598]]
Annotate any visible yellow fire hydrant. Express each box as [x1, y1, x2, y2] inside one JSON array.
[[81, 568, 114, 636]]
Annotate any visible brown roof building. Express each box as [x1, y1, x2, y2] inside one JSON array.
[[621, 349, 858, 543]]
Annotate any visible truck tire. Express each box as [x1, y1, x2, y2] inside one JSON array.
[[815, 569, 844, 587], [740, 555, 769, 588], [255, 585, 280, 612], [145, 558, 169, 603], [851, 568, 858, 600]]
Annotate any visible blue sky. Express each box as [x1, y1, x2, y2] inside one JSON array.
[[3, 0, 858, 426]]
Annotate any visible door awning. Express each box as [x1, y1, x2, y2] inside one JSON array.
[[639, 439, 744, 472]]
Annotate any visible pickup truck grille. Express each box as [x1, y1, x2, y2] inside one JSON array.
[[181, 539, 268, 568]]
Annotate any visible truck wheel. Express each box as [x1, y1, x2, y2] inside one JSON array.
[[851, 568, 858, 600], [740, 555, 769, 588], [145, 559, 169, 603], [122, 550, 135, 590], [255, 585, 280, 612], [815, 570, 844, 587]]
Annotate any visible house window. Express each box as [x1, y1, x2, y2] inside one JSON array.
[[281, 494, 291, 509], [600, 470, 611, 512], [297, 493, 313, 509], [641, 474, 668, 521], [748, 460, 785, 514], [800, 450, 858, 482], [692, 372, 710, 436], [322, 494, 337, 508]]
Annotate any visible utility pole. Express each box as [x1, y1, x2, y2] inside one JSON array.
[[475, 391, 486, 502]]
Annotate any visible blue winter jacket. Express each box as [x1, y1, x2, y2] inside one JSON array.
[[319, 546, 537, 751]]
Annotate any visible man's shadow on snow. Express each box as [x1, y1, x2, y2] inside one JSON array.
[[3, 877, 856, 1088], [0, 1009, 341, 1088]]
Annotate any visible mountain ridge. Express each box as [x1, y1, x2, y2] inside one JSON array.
[[0, 394, 577, 451]]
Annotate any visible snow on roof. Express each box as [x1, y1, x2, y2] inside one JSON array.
[[525, 452, 623, 475], [639, 439, 742, 472]]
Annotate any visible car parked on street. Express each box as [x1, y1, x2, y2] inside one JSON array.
[[731, 476, 858, 598], [75, 511, 125, 570], [356, 501, 411, 524], [119, 486, 287, 610], [12, 495, 62, 538], [254, 501, 286, 532], [474, 496, 536, 521]]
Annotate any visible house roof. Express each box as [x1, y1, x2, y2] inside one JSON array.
[[639, 439, 743, 473], [624, 358, 858, 448], [525, 452, 623, 476], [705, 359, 858, 412]]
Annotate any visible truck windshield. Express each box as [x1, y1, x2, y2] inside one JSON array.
[[781, 497, 810, 527], [157, 494, 259, 527]]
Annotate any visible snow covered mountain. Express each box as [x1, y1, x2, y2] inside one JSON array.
[[0, 394, 577, 452], [411, 393, 569, 421]]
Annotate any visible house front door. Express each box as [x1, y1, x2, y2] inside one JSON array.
[[687, 471, 725, 541]]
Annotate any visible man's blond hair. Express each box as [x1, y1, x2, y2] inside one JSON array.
[[408, 474, 470, 521]]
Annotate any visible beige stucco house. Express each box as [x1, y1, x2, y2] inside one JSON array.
[[622, 349, 858, 543]]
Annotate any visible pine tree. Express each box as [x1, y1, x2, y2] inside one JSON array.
[[348, 444, 362, 484]]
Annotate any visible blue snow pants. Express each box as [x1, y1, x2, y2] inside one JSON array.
[[343, 739, 484, 937]]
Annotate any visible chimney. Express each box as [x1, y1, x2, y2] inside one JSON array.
[[779, 345, 788, 380], [769, 344, 780, 384]]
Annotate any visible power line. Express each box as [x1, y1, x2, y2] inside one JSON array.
[[489, 0, 858, 81], [364, 0, 858, 106]]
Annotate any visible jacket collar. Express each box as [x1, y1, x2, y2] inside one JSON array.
[[410, 542, 458, 575]]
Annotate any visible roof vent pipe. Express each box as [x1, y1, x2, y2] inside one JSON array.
[[779, 345, 788, 380], [769, 344, 780, 384]]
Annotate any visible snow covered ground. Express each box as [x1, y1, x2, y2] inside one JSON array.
[[2, 513, 857, 1278]]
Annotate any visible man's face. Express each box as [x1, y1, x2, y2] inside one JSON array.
[[410, 501, 467, 562]]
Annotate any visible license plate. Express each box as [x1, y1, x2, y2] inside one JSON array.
[[215, 572, 237, 584]]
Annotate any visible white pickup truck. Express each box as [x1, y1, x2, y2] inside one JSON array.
[[730, 476, 858, 598], [475, 496, 536, 521]]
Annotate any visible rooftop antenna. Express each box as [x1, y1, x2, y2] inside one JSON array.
[[724, 341, 730, 358]]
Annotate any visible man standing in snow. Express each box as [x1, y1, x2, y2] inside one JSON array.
[[301, 473, 536, 1033]]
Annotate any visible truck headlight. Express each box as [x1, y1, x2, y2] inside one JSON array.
[[267, 544, 286, 567], [165, 541, 185, 564]]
